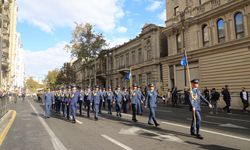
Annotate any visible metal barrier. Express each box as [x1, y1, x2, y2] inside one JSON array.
[[0, 95, 9, 118]]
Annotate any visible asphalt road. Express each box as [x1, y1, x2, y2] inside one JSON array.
[[1, 98, 250, 150]]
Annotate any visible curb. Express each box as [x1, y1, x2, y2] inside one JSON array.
[[0, 110, 17, 145]]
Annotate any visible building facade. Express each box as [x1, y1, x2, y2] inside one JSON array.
[[0, 0, 18, 89], [161, 0, 250, 108]]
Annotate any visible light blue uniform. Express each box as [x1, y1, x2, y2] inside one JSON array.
[[188, 88, 210, 135], [71, 91, 80, 122], [93, 91, 101, 119], [146, 90, 158, 125], [115, 90, 123, 116], [131, 90, 140, 121], [44, 92, 54, 117], [106, 91, 114, 114]]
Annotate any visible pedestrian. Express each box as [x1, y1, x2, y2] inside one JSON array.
[[65, 87, 72, 119], [44, 88, 54, 118], [52, 89, 56, 111], [166, 89, 171, 106], [85, 87, 93, 118], [93, 85, 101, 120], [221, 85, 232, 114], [203, 87, 210, 102], [145, 83, 160, 127], [106, 86, 114, 115], [102, 88, 107, 109], [131, 83, 140, 122], [114, 86, 123, 117], [240, 87, 249, 113], [172, 87, 178, 107], [210, 88, 220, 114], [188, 79, 212, 139], [184, 87, 189, 105]]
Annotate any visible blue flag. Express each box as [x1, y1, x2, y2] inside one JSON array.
[[181, 54, 187, 67], [124, 71, 131, 81]]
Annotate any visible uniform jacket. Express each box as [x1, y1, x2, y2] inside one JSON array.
[[106, 91, 114, 100], [188, 88, 210, 111], [146, 90, 158, 108], [131, 90, 140, 104], [115, 90, 123, 103], [44, 92, 54, 105], [93, 91, 101, 105]]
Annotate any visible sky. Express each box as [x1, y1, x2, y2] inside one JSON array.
[[16, 0, 166, 80]]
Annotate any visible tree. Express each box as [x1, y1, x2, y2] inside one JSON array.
[[65, 23, 107, 62], [25, 77, 44, 93], [56, 63, 76, 86], [45, 69, 59, 89]]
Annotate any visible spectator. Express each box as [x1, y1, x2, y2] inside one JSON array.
[[172, 87, 178, 107], [210, 88, 220, 114], [221, 85, 232, 114], [240, 87, 249, 113], [204, 87, 210, 102]]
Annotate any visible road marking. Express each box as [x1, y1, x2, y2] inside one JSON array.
[[75, 119, 83, 124], [162, 121, 250, 142], [157, 110, 172, 113], [207, 115, 250, 123], [101, 134, 134, 150], [0, 110, 16, 145], [28, 100, 67, 150]]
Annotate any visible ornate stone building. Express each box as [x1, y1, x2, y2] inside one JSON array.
[[161, 0, 250, 108]]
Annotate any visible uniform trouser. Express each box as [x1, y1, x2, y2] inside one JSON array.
[[86, 101, 91, 117], [137, 100, 142, 114], [45, 104, 51, 117], [132, 104, 137, 120], [99, 99, 103, 113], [56, 101, 61, 113], [71, 103, 76, 121], [103, 98, 106, 109], [122, 101, 128, 113], [116, 103, 122, 115], [66, 104, 70, 118], [95, 104, 99, 119], [62, 102, 65, 116], [190, 110, 201, 134], [223, 100, 231, 113], [107, 99, 112, 114], [92, 102, 95, 111], [78, 101, 83, 115], [148, 107, 158, 124]]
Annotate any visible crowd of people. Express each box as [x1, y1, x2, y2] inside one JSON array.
[[43, 83, 161, 127]]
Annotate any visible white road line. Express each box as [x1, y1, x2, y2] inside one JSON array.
[[101, 134, 134, 150], [162, 121, 250, 142], [186, 118, 220, 125], [207, 115, 250, 123], [75, 119, 83, 124], [28, 100, 67, 150], [157, 110, 173, 113]]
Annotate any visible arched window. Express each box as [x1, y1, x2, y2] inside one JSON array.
[[176, 34, 182, 53], [234, 12, 244, 39], [202, 24, 209, 47], [217, 19, 225, 43]]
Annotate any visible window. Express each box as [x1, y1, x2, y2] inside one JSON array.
[[115, 57, 119, 69], [139, 74, 142, 86], [176, 34, 182, 53], [234, 12, 244, 39], [146, 73, 152, 85], [217, 19, 225, 43], [120, 55, 124, 68], [126, 53, 129, 67], [132, 51, 135, 64], [202, 24, 209, 47], [174, 6, 179, 16], [147, 50, 151, 60], [138, 49, 142, 63]]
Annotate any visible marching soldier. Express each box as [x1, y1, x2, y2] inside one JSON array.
[[99, 88, 104, 114], [65, 86, 71, 120], [85, 87, 93, 118], [114, 86, 123, 117], [70, 86, 80, 123], [145, 83, 160, 127], [102, 88, 107, 109], [131, 83, 140, 122], [137, 87, 144, 115], [106, 86, 114, 115], [78, 87, 84, 116], [122, 88, 130, 113], [93, 85, 101, 120], [44, 88, 54, 118], [188, 79, 212, 139], [62, 87, 67, 117]]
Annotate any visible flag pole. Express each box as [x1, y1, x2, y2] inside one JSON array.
[[183, 48, 196, 128]]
